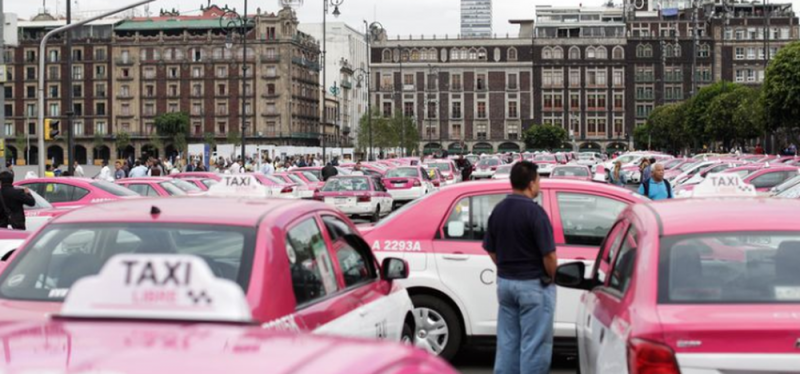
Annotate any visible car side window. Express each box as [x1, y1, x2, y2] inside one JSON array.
[[557, 192, 627, 247], [608, 226, 638, 295], [444, 197, 471, 240], [594, 221, 627, 285], [286, 218, 339, 307], [322, 215, 353, 242], [126, 184, 158, 197], [43, 184, 85, 203], [443, 194, 542, 240], [751, 172, 788, 189]]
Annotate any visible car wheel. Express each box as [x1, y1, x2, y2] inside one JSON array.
[[401, 319, 414, 345], [411, 294, 462, 361], [371, 206, 380, 223]]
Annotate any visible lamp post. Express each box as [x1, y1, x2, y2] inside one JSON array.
[[425, 64, 439, 157], [320, 0, 345, 164], [219, 3, 253, 167], [354, 68, 370, 160], [361, 21, 384, 161]]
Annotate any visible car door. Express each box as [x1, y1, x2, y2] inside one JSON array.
[[40, 183, 90, 208], [284, 216, 360, 338], [578, 220, 628, 374], [431, 191, 547, 336], [321, 215, 406, 341], [548, 189, 629, 337], [585, 225, 639, 374]]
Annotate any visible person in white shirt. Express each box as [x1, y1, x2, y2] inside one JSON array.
[[229, 161, 242, 174], [73, 161, 85, 177], [129, 160, 148, 178], [260, 158, 275, 175], [97, 161, 114, 182]]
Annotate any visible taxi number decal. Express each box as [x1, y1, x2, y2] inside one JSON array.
[[372, 240, 422, 252], [262, 315, 301, 332]]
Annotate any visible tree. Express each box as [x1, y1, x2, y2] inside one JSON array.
[[644, 102, 689, 154], [203, 132, 217, 149], [763, 41, 800, 137], [704, 86, 762, 149], [684, 81, 738, 149], [356, 109, 392, 155], [93, 133, 104, 153], [14, 134, 26, 162], [389, 114, 419, 155], [226, 130, 241, 146], [154, 112, 189, 153], [115, 131, 131, 152], [523, 124, 568, 151], [148, 133, 164, 153]]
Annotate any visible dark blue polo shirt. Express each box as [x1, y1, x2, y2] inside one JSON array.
[[483, 194, 556, 280]]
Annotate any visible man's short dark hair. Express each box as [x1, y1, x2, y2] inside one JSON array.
[[0, 171, 13, 185], [510, 161, 539, 191], [649, 157, 656, 164]]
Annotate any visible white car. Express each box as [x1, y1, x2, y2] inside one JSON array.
[[575, 152, 602, 166], [471, 158, 502, 180], [315, 176, 394, 222], [424, 161, 462, 185], [382, 166, 435, 203], [492, 165, 513, 180]]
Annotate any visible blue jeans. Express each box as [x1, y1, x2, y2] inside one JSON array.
[[495, 277, 556, 374]]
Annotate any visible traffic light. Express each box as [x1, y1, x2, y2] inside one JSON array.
[[45, 119, 60, 140]]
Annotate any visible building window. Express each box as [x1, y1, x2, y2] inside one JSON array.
[[613, 118, 624, 137], [427, 102, 437, 119], [614, 93, 624, 110], [72, 66, 83, 80], [49, 103, 60, 116], [508, 73, 518, 90], [569, 69, 581, 87], [451, 74, 462, 90], [569, 46, 580, 60], [476, 123, 488, 140], [612, 46, 624, 60], [508, 101, 518, 119], [542, 47, 552, 60], [95, 122, 106, 135], [405, 102, 415, 117], [587, 47, 596, 59], [596, 46, 607, 59], [477, 101, 487, 119], [552, 46, 564, 59], [507, 124, 519, 140], [570, 93, 580, 110], [508, 47, 518, 61], [613, 70, 624, 87], [96, 103, 106, 116], [4, 123, 13, 137], [73, 121, 84, 136], [476, 74, 486, 91], [451, 102, 461, 119], [383, 102, 392, 117]]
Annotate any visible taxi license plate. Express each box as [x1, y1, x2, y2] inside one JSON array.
[[393, 183, 405, 187], [335, 197, 351, 206]]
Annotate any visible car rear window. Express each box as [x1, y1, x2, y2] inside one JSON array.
[[478, 159, 500, 166], [658, 233, 800, 304], [322, 177, 371, 192], [534, 155, 556, 161], [286, 174, 307, 185], [495, 166, 512, 175], [426, 163, 451, 172], [301, 171, 320, 182], [91, 181, 140, 196], [553, 167, 590, 177], [386, 168, 419, 178], [0, 223, 256, 302]]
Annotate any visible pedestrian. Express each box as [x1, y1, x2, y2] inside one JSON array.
[[0, 171, 35, 230], [608, 160, 628, 187], [351, 161, 365, 176], [129, 160, 148, 178], [73, 161, 85, 177], [754, 143, 764, 155], [229, 157, 243, 174], [321, 161, 338, 181], [638, 163, 673, 200], [638, 158, 650, 184], [483, 161, 557, 374], [5, 162, 13, 179], [149, 158, 164, 177], [114, 161, 125, 180], [195, 160, 206, 172], [260, 157, 275, 175], [44, 164, 55, 178], [97, 160, 114, 182], [185, 160, 196, 172]]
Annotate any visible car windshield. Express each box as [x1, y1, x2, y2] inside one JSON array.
[[91, 181, 140, 196], [322, 177, 371, 192], [0, 223, 256, 302], [286, 174, 307, 185], [777, 183, 800, 199], [732, 169, 758, 179], [301, 169, 322, 180], [478, 159, 500, 166], [170, 179, 202, 192], [659, 233, 800, 304], [534, 155, 556, 161], [426, 163, 451, 172], [23, 189, 53, 210], [386, 168, 419, 178], [552, 167, 590, 177], [663, 159, 683, 169], [301, 172, 320, 182], [679, 161, 701, 172], [158, 182, 188, 196], [202, 179, 218, 188]]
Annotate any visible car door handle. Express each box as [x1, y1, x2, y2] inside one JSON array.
[[442, 253, 469, 261]]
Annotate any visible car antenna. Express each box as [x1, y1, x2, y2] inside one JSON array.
[[150, 206, 161, 215]]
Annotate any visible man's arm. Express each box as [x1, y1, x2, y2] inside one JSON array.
[[19, 188, 36, 207], [488, 252, 497, 265], [543, 252, 558, 280]]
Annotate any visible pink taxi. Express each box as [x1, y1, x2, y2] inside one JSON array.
[[0, 197, 416, 343], [532, 154, 560, 175], [742, 165, 799, 192], [15, 177, 140, 208], [0, 254, 456, 374], [172, 176, 218, 191], [382, 166, 435, 204], [0, 229, 29, 263], [116, 177, 193, 197], [360, 179, 647, 359], [314, 175, 393, 222], [551, 165, 592, 181], [173, 171, 223, 181], [557, 198, 800, 373]]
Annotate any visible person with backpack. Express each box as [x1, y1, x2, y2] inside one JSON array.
[[638, 163, 673, 200]]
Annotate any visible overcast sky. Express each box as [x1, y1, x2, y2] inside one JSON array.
[[7, 0, 799, 37]]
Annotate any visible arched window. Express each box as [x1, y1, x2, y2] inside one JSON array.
[[469, 48, 478, 60], [697, 43, 710, 57], [644, 45, 653, 57], [673, 43, 682, 57], [542, 47, 552, 59], [451, 48, 459, 61], [382, 49, 392, 62], [477, 47, 487, 60], [665, 44, 674, 58], [459, 48, 468, 60], [569, 46, 581, 59], [493, 47, 501, 62], [586, 46, 596, 59], [596, 46, 607, 59], [612, 46, 624, 59], [429, 48, 438, 61], [508, 47, 518, 61], [410, 49, 420, 61], [553, 46, 564, 59]]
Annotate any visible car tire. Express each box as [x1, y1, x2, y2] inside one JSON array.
[[371, 206, 380, 223], [401, 319, 414, 345], [411, 294, 462, 361]]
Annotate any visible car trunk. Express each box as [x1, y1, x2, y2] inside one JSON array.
[[383, 177, 416, 189]]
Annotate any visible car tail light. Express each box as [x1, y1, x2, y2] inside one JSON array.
[[491, 166, 497, 171], [628, 338, 681, 374], [413, 179, 421, 187], [358, 196, 371, 203], [281, 186, 294, 194], [446, 174, 454, 180]]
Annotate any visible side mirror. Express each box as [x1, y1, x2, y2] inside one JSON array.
[[555, 262, 595, 290], [381, 257, 409, 281], [447, 221, 465, 238]]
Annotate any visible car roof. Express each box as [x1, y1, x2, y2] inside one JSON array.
[[119, 177, 174, 182], [639, 198, 800, 236], [16, 177, 95, 185], [49, 197, 321, 227]]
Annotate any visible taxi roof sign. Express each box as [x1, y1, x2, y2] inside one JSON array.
[[208, 174, 269, 198], [60, 254, 252, 323], [692, 173, 757, 198]]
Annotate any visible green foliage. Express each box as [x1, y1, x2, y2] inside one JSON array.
[[148, 133, 164, 151], [203, 132, 217, 149], [644, 103, 689, 153], [14, 134, 26, 158], [226, 130, 241, 146], [633, 123, 652, 150], [704, 86, 763, 148], [173, 133, 187, 155], [115, 131, 131, 151], [154, 112, 189, 137], [93, 133, 104, 151], [684, 81, 738, 147], [763, 41, 800, 134], [523, 124, 568, 151], [389, 114, 419, 155], [357, 108, 391, 153]]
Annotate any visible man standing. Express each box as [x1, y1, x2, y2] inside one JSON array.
[[114, 161, 125, 180], [321, 161, 338, 181], [73, 161, 85, 177], [483, 161, 557, 374], [0, 172, 35, 230], [260, 157, 275, 175], [129, 160, 148, 178], [638, 163, 673, 200]]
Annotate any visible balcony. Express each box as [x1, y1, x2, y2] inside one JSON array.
[[261, 92, 280, 99], [635, 94, 655, 101], [118, 75, 134, 81], [117, 112, 135, 119], [261, 54, 281, 63], [340, 79, 352, 89], [262, 111, 281, 118], [115, 58, 136, 66], [116, 94, 133, 100], [450, 84, 463, 91], [291, 57, 320, 72], [262, 73, 280, 80]]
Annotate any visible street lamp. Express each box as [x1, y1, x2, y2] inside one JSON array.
[[354, 68, 371, 160], [219, 4, 253, 166], [425, 64, 440, 157], [321, 0, 345, 165], [359, 21, 384, 161]]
